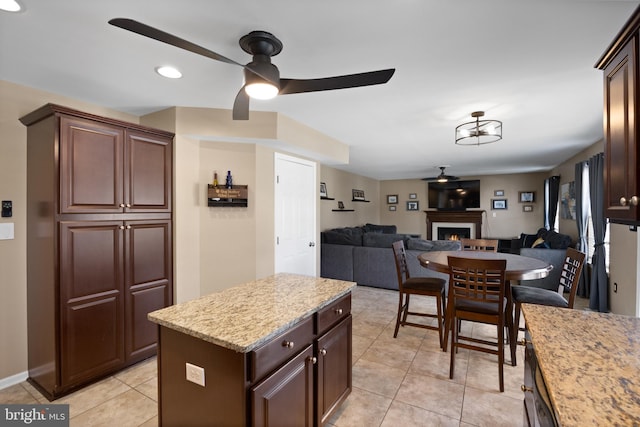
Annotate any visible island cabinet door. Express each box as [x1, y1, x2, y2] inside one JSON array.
[[251, 344, 315, 427], [316, 315, 352, 426]]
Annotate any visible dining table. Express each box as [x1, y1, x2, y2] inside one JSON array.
[[418, 250, 553, 363]]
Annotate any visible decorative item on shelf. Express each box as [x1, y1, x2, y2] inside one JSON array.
[[492, 199, 507, 210], [387, 194, 398, 204], [320, 182, 334, 199], [226, 170, 233, 188], [523, 205, 533, 212], [352, 189, 369, 202], [519, 191, 536, 203], [406, 201, 419, 211], [332, 200, 353, 212], [338, 201, 345, 209], [455, 111, 502, 146], [213, 171, 219, 187], [494, 189, 504, 197]]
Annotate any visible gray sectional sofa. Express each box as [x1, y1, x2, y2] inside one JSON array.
[[320, 224, 461, 290]]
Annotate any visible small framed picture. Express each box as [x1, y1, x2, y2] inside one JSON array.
[[409, 193, 417, 199], [352, 189, 366, 201], [523, 205, 533, 212], [387, 194, 398, 204], [320, 182, 328, 198], [406, 201, 419, 211], [519, 191, 536, 203], [389, 205, 396, 211], [494, 190, 505, 197], [337, 201, 345, 210], [492, 199, 508, 210]]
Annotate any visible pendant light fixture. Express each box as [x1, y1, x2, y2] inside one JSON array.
[[455, 111, 502, 146]]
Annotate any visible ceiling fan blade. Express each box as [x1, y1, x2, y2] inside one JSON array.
[[232, 88, 250, 120], [278, 69, 395, 95], [108, 18, 243, 67]]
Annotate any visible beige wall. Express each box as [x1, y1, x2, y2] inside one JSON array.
[[378, 173, 547, 239]]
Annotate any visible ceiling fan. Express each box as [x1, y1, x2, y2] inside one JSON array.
[[108, 18, 395, 120], [421, 166, 460, 182]]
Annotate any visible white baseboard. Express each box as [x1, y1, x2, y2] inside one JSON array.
[[0, 371, 28, 391]]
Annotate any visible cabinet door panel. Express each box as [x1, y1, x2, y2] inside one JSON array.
[[59, 221, 125, 387], [252, 345, 314, 427], [604, 40, 637, 222], [125, 130, 172, 212], [60, 116, 124, 213], [125, 220, 172, 361], [317, 315, 352, 425]]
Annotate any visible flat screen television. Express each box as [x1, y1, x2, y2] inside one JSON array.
[[428, 180, 480, 210]]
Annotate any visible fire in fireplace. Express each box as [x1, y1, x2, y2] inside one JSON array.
[[437, 227, 471, 241]]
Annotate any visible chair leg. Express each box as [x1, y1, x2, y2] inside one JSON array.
[[393, 292, 404, 338], [435, 291, 444, 349], [402, 294, 410, 324], [440, 290, 447, 351], [506, 307, 517, 367], [498, 320, 505, 392], [449, 312, 457, 379]]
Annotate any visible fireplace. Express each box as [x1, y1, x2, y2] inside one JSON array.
[[424, 210, 484, 240], [437, 226, 472, 241]]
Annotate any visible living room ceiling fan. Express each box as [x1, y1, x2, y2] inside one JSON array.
[[108, 18, 395, 120], [421, 166, 460, 182]]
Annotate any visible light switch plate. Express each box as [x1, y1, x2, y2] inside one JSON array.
[[0, 223, 15, 240]]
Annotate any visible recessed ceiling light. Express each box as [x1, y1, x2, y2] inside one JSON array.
[[0, 0, 22, 12], [155, 66, 182, 79]]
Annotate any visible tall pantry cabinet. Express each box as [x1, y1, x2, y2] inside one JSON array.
[[20, 104, 174, 400]]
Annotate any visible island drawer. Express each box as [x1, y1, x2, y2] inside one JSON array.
[[317, 293, 351, 334], [250, 315, 314, 382]]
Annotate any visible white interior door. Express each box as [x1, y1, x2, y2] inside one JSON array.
[[274, 153, 317, 276]]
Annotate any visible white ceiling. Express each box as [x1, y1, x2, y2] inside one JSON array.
[[1, 1, 638, 180]]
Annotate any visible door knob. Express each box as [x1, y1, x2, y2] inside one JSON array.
[[309, 242, 315, 247]]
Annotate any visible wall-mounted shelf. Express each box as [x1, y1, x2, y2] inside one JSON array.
[[321, 196, 335, 200], [332, 209, 354, 212], [208, 184, 248, 207], [352, 199, 370, 203]]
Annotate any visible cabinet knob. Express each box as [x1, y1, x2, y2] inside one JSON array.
[[119, 203, 125, 208], [518, 339, 531, 346], [320, 348, 327, 356], [126, 225, 131, 229], [521, 384, 533, 393], [335, 308, 343, 315], [309, 356, 317, 364], [126, 203, 131, 208], [632, 196, 639, 206], [282, 340, 294, 349], [119, 225, 125, 230]]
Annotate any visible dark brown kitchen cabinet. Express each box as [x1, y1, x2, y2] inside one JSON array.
[[20, 104, 174, 400], [157, 292, 352, 426], [596, 7, 640, 224]]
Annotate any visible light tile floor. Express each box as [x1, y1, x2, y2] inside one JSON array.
[[0, 286, 591, 426]]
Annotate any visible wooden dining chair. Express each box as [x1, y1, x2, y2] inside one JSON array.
[[460, 238, 499, 252], [447, 255, 510, 392], [512, 247, 586, 336], [392, 241, 447, 349]]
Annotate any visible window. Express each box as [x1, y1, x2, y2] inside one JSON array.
[[581, 162, 610, 273]]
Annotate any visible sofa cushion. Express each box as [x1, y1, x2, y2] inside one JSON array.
[[362, 232, 410, 248], [323, 227, 363, 246], [363, 223, 397, 234], [406, 238, 435, 251]]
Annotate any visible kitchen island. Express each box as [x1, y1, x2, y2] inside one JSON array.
[[149, 273, 356, 426], [522, 303, 640, 426]]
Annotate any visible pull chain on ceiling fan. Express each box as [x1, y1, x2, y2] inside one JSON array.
[[108, 18, 395, 120]]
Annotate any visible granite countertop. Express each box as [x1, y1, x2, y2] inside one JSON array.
[[522, 303, 640, 426], [148, 273, 356, 353]]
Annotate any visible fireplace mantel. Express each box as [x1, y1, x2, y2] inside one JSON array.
[[424, 210, 484, 239]]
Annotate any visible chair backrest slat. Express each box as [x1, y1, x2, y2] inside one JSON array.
[[448, 256, 507, 311], [460, 238, 499, 252], [561, 247, 586, 308]]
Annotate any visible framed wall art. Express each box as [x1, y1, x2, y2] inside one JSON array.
[[352, 189, 366, 201], [406, 201, 419, 211], [494, 190, 505, 197], [387, 194, 398, 204], [523, 205, 533, 212], [492, 199, 507, 210], [409, 193, 417, 199], [519, 191, 536, 203], [320, 182, 328, 198], [389, 205, 396, 211]]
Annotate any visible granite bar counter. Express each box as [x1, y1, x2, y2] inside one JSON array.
[[149, 273, 356, 426], [522, 303, 640, 426]]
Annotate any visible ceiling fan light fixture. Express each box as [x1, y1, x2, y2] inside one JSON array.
[[155, 66, 182, 79], [0, 0, 21, 12], [455, 111, 502, 146], [245, 82, 279, 100]]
